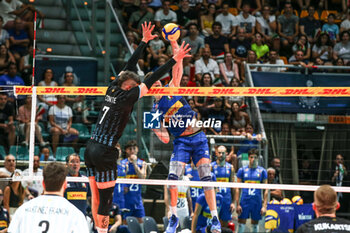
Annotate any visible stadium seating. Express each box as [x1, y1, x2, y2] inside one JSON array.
[[55, 147, 75, 161], [300, 10, 319, 19], [142, 216, 159, 233], [229, 8, 239, 16], [0, 146, 6, 159], [126, 216, 143, 233], [9, 146, 29, 160], [320, 10, 341, 23], [71, 123, 90, 141], [79, 147, 86, 162]]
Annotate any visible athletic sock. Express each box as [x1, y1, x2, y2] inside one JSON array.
[[96, 227, 108, 233], [252, 224, 258, 232], [210, 210, 218, 218], [170, 206, 177, 216], [238, 223, 245, 233]]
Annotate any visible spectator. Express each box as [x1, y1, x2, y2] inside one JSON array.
[[333, 31, 350, 63], [0, 62, 25, 104], [0, 155, 22, 194], [267, 167, 283, 201], [246, 50, 261, 72], [17, 95, 49, 147], [270, 157, 281, 184], [182, 57, 196, 83], [21, 155, 43, 197], [0, 189, 9, 233], [37, 68, 58, 117], [205, 22, 230, 63], [237, 0, 262, 15], [113, 161, 127, 220], [194, 47, 220, 83], [214, 3, 237, 38], [0, 44, 15, 75], [106, 203, 131, 233], [236, 124, 262, 156], [235, 149, 268, 233], [48, 95, 79, 154], [299, 156, 317, 203], [230, 27, 251, 62], [188, 98, 201, 119], [235, 3, 256, 38], [203, 0, 222, 8], [333, 58, 345, 73], [64, 153, 91, 216], [121, 140, 147, 223], [200, 3, 216, 37], [39, 146, 55, 162], [312, 32, 333, 65], [211, 145, 235, 227], [180, 74, 190, 87], [154, 0, 177, 29], [146, 30, 167, 68], [8, 17, 30, 62], [207, 97, 228, 134], [119, 31, 145, 70], [229, 101, 250, 135], [3, 171, 26, 216], [58, 66, 80, 86], [219, 53, 240, 85], [256, 5, 279, 51], [292, 34, 311, 61], [216, 122, 235, 158], [278, 3, 299, 53], [176, 0, 198, 33], [289, 49, 312, 67], [251, 32, 269, 61], [194, 73, 214, 113], [322, 13, 339, 43], [182, 23, 204, 59], [261, 50, 286, 72], [340, 10, 350, 33], [299, 6, 321, 44], [0, 93, 15, 151], [0, 16, 10, 49], [225, 77, 245, 108], [128, 0, 154, 36]]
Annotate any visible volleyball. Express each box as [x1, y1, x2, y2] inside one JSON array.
[[162, 23, 180, 41], [269, 199, 280, 204], [280, 198, 292, 205], [265, 210, 280, 230], [292, 195, 304, 205]]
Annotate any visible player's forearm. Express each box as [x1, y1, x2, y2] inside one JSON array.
[[144, 58, 176, 89], [123, 41, 147, 72]]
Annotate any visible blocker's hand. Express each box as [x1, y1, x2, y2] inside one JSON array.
[[173, 41, 191, 63], [141, 21, 157, 43]]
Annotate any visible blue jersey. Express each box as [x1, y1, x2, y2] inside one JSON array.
[[122, 158, 144, 209], [153, 94, 196, 137], [196, 193, 223, 230], [237, 166, 267, 201], [211, 161, 233, 202], [185, 164, 204, 211], [64, 174, 91, 215], [113, 163, 127, 209]]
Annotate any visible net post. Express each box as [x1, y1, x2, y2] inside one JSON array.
[[28, 86, 37, 179]]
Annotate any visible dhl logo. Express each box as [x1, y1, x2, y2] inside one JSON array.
[[209, 88, 240, 95], [164, 100, 183, 123], [73, 88, 104, 94], [279, 89, 315, 95], [243, 88, 277, 95], [67, 192, 87, 200], [147, 88, 170, 95], [15, 87, 32, 94], [244, 180, 261, 184], [173, 88, 204, 95], [0, 221, 7, 227], [178, 192, 186, 198], [126, 175, 138, 179], [318, 88, 350, 95], [217, 178, 229, 182]]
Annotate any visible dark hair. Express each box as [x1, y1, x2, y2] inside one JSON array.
[[316, 32, 332, 47], [340, 31, 350, 41], [117, 71, 140, 88], [43, 162, 68, 192], [7, 62, 16, 70], [200, 73, 213, 86], [187, 23, 199, 30], [248, 148, 258, 156], [269, 49, 279, 55], [333, 58, 344, 65], [0, 16, 3, 21], [65, 153, 80, 164], [0, 92, 8, 97], [242, 2, 251, 8], [42, 68, 54, 81], [124, 140, 138, 150], [328, 13, 335, 19], [296, 35, 309, 51], [212, 21, 222, 30]]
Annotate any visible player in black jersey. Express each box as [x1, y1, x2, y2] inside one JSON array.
[[296, 185, 350, 233], [84, 22, 191, 233]]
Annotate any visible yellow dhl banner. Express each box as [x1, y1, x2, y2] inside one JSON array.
[[217, 178, 229, 182], [178, 192, 186, 198], [67, 191, 87, 200], [0, 221, 7, 228], [13, 86, 350, 96]]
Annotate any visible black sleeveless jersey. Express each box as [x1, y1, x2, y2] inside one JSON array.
[[296, 216, 350, 233], [91, 85, 140, 147]]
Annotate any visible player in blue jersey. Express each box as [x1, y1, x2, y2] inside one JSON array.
[[235, 148, 268, 233], [150, 41, 221, 233], [185, 162, 204, 212], [121, 140, 147, 223], [211, 145, 235, 227], [113, 161, 127, 219], [84, 21, 191, 233]]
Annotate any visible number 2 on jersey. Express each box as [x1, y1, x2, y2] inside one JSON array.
[[99, 106, 110, 124], [39, 220, 50, 233]]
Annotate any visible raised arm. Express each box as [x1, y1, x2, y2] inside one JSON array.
[[169, 41, 185, 88]]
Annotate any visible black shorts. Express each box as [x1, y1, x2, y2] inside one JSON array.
[[84, 139, 119, 183]]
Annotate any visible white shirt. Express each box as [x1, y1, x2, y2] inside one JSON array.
[[8, 195, 89, 233], [236, 13, 256, 33], [177, 176, 190, 218], [262, 59, 286, 72], [215, 13, 237, 35], [341, 19, 350, 31], [154, 9, 177, 26], [256, 15, 276, 36], [195, 57, 220, 81], [0, 0, 22, 24], [21, 168, 44, 196], [48, 105, 73, 129]]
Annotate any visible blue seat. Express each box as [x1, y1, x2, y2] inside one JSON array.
[[55, 146, 75, 161], [0, 146, 6, 159], [72, 123, 90, 140], [126, 216, 142, 233], [79, 147, 86, 161], [9, 145, 29, 160], [142, 216, 159, 233]]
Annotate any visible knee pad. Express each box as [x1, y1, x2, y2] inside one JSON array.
[[97, 187, 114, 216], [198, 163, 213, 191], [168, 161, 184, 180]]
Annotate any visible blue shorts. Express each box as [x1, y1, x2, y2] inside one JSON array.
[[171, 131, 210, 165], [239, 198, 262, 221], [123, 207, 145, 219], [219, 200, 232, 221]]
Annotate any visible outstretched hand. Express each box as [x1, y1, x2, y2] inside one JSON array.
[[173, 41, 191, 63], [141, 21, 157, 43]]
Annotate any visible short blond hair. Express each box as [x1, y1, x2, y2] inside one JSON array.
[[314, 185, 337, 214]]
